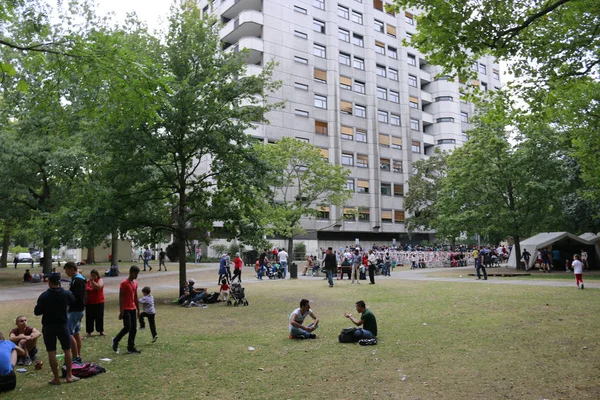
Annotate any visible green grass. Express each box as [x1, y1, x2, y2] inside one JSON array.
[[1, 278, 599, 399]]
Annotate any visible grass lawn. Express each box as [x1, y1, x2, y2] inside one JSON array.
[[1, 274, 599, 399], [425, 267, 600, 281]]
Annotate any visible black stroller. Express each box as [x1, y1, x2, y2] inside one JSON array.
[[227, 282, 249, 306]]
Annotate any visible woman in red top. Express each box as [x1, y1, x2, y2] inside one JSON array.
[[231, 253, 243, 283], [85, 269, 105, 337]]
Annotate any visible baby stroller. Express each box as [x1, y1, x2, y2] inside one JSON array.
[[267, 263, 284, 279], [227, 282, 249, 306]]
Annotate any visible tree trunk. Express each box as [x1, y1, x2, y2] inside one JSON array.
[[1, 229, 9, 268], [42, 237, 53, 276], [86, 248, 95, 265], [513, 236, 522, 270], [111, 232, 119, 267], [288, 236, 294, 262]]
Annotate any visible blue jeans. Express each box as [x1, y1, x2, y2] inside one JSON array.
[[143, 258, 151, 271], [281, 261, 288, 279], [192, 292, 207, 302], [476, 263, 487, 280], [354, 329, 374, 340], [258, 264, 265, 279], [290, 322, 318, 338], [327, 270, 334, 286]]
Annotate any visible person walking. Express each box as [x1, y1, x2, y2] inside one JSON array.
[[367, 250, 377, 284], [322, 247, 337, 288], [138, 286, 158, 342], [112, 266, 141, 354], [476, 246, 488, 280], [158, 248, 167, 271], [85, 269, 105, 337], [143, 248, 152, 272], [231, 253, 243, 283], [573, 254, 584, 289]]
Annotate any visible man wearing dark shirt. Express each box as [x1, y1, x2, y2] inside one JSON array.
[[322, 247, 337, 288], [34, 273, 78, 384], [258, 250, 268, 280], [158, 248, 167, 271], [344, 300, 378, 340], [64, 262, 86, 364]]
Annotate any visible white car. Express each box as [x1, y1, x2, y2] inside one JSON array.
[[17, 253, 33, 263]]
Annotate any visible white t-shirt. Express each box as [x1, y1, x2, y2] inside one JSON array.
[[289, 308, 311, 332], [278, 251, 288, 262], [572, 260, 583, 274]]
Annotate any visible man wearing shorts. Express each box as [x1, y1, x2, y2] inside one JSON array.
[[112, 265, 141, 354], [64, 262, 86, 364], [34, 273, 78, 385], [9, 316, 41, 366]]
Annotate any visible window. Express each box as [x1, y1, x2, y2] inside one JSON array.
[[377, 110, 388, 123], [351, 10, 363, 24], [314, 68, 327, 83], [493, 69, 500, 80], [314, 94, 327, 109], [435, 75, 452, 81], [394, 184, 404, 197], [435, 96, 453, 102], [408, 74, 417, 87], [316, 206, 330, 219], [294, 5, 308, 14], [352, 33, 364, 47], [380, 157, 391, 171], [374, 19, 384, 33], [390, 114, 401, 126], [339, 52, 351, 65], [375, 41, 385, 55], [342, 152, 354, 166], [377, 86, 387, 100], [313, 19, 326, 33], [344, 207, 356, 221], [409, 96, 419, 108], [406, 31, 413, 39], [314, 43, 326, 58], [389, 90, 399, 103], [471, 63, 479, 72], [437, 117, 454, 123], [341, 125, 354, 140], [357, 154, 368, 168], [376, 64, 386, 77], [388, 46, 397, 59], [358, 207, 370, 220], [386, 3, 396, 15], [411, 140, 421, 153], [438, 139, 456, 144], [410, 118, 419, 130], [381, 183, 392, 196], [481, 82, 488, 91], [405, 11, 414, 25], [295, 109, 309, 117], [314, 0, 325, 10], [391, 136, 402, 149], [389, 68, 398, 81], [338, 4, 349, 19], [379, 133, 390, 147], [294, 56, 308, 64], [315, 120, 328, 135], [461, 112, 468, 122], [407, 53, 416, 66], [294, 30, 308, 39], [373, 0, 383, 11], [339, 28, 350, 42], [386, 24, 396, 37], [294, 82, 309, 90], [340, 76, 352, 90], [394, 210, 405, 223], [340, 100, 353, 114], [320, 148, 329, 160], [357, 180, 369, 194], [353, 56, 365, 70], [355, 104, 366, 118], [392, 160, 402, 173], [479, 63, 487, 74], [382, 210, 393, 223], [346, 179, 355, 192], [356, 129, 367, 142], [353, 80, 365, 94]]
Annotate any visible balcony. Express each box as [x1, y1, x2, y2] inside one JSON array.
[[244, 64, 263, 77], [228, 37, 264, 65], [221, 10, 263, 44], [423, 133, 435, 146], [421, 111, 434, 126], [420, 90, 432, 105], [220, 0, 262, 20]]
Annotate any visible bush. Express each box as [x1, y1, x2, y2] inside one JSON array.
[[294, 242, 306, 260], [228, 243, 241, 255], [211, 244, 228, 257]]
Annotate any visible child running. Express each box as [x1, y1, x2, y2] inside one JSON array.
[[572, 254, 584, 290], [138, 287, 158, 342]]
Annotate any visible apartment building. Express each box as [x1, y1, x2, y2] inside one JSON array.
[[199, 0, 499, 246]]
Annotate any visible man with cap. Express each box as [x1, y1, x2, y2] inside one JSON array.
[[34, 273, 79, 385]]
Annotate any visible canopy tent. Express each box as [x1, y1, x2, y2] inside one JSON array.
[[507, 232, 599, 270]]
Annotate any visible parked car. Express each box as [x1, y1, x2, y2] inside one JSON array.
[[17, 252, 33, 263]]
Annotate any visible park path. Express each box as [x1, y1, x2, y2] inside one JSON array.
[[0, 264, 596, 303]]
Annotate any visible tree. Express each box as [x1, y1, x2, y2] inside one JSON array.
[[258, 137, 352, 260]]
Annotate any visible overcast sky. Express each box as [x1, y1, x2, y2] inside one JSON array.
[[94, 0, 173, 29]]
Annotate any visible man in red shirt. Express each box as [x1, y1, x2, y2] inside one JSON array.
[[112, 266, 141, 354]]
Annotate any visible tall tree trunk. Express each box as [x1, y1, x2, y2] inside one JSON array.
[[86, 248, 95, 265], [1, 228, 10, 268], [177, 183, 187, 297], [42, 236, 53, 275], [513, 236, 522, 270], [111, 232, 119, 267], [288, 236, 294, 262]]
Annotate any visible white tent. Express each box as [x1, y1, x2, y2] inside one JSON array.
[[507, 232, 598, 270]]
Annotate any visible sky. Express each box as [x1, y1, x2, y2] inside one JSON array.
[[94, 0, 173, 30]]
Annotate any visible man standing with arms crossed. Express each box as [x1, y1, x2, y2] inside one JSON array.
[[112, 266, 141, 354]]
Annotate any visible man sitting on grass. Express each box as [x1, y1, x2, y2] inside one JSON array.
[[9, 316, 41, 366], [289, 299, 319, 339], [0, 330, 24, 393], [344, 300, 377, 340]]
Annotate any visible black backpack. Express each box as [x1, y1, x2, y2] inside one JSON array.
[[203, 292, 220, 304], [338, 327, 359, 343]]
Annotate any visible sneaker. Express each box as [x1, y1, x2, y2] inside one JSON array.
[[127, 348, 141, 354], [182, 300, 190, 307], [581, 284, 584, 290], [23, 356, 32, 366], [200, 304, 207, 309], [73, 356, 83, 364], [112, 337, 119, 353], [152, 335, 158, 343], [356, 281, 360, 284], [16, 357, 24, 366], [308, 334, 317, 339], [358, 338, 378, 346]]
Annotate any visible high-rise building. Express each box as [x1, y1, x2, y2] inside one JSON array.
[[199, 0, 499, 246]]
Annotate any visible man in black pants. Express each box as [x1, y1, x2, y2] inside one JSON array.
[[112, 266, 141, 354]]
